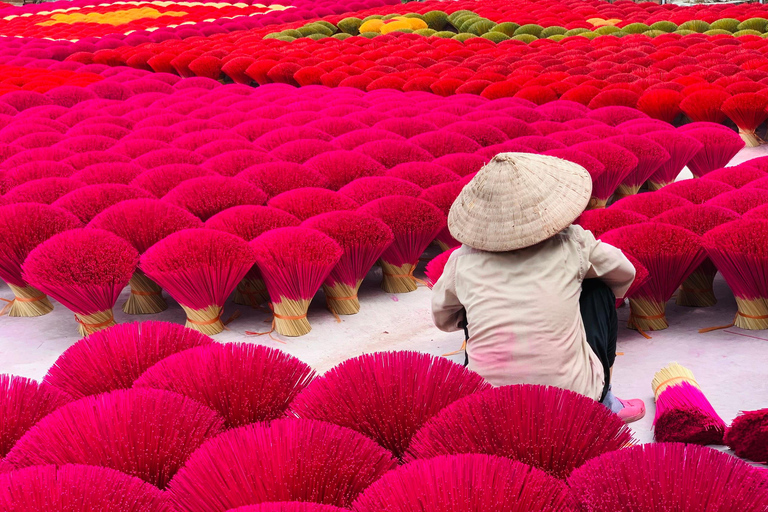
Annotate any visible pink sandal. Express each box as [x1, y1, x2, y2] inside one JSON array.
[[617, 397, 646, 424]]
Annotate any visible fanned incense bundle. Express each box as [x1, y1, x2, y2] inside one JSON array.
[[0, 203, 81, 316], [684, 127, 746, 178], [236, 162, 331, 198], [724, 409, 768, 464], [167, 419, 398, 511], [702, 165, 767, 188], [141, 229, 257, 335], [574, 209, 648, 238], [707, 188, 768, 215], [419, 181, 464, 251], [600, 223, 706, 332], [721, 93, 768, 147], [572, 141, 638, 208], [52, 183, 153, 223], [386, 163, 460, 189], [679, 89, 730, 123], [291, 351, 489, 460], [302, 211, 393, 315], [636, 89, 683, 123], [129, 164, 215, 198], [338, 176, 423, 204], [406, 384, 634, 479], [651, 363, 726, 444], [620, 254, 650, 308], [703, 219, 768, 330], [606, 135, 670, 197], [250, 227, 342, 336], [135, 343, 315, 428], [567, 443, 768, 511], [22, 229, 138, 334], [0, 465, 172, 512], [162, 176, 267, 221], [643, 130, 703, 190], [71, 162, 143, 185], [89, 199, 203, 314], [304, 150, 386, 190], [544, 149, 606, 183], [610, 192, 692, 218], [268, 187, 359, 222], [353, 454, 576, 512], [661, 178, 735, 204], [357, 196, 445, 293], [205, 205, 300, 307], [2, 177, 84, 204], [5, 388, 225, 488], [229, 505, 345, 512], [654, 205, 740, 307], [43, 321, 213, 399]]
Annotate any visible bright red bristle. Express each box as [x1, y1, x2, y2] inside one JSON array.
[[255, 127, 332, 152], [571, 141, 638, 207], [684, 127, 746, 178], [5, 388, 224, 489], [574, 208, 648, 238], [707, 188, 768, 214], [291, 351, 489, 460], [332, 128, 405, 150], [660, 178, 735, 204], [425, 153, 484, 178], [548, 131, 598, 146], [355, 140, 434, 168], [2, 177, 84, 205], [741, 155, 768, 172], [636, 89, 683, 123], [544, 149, 606, 181], [0, 464, 172, 511], [304, 150, 387, 190], [419, 181, 464, 250], [587, 106, 648, 127], [701, 164, 767, 188], [130, 164, 215, 198], [744, 203, 768, 220], [200, 150, 272, 177], [530, 121, 566, 136], [680, 90, 731, 124], [386, 162, 460, 189], [721, 93, 768, 147], [52, 183, 153, 223], [642, 130, 704, 189], [167, 418, 398, 511], [611, 192, 692, 218], [270, 139, 340, 164], [237, 162, 331, 198], [588, 89, 640, 110], [268, 188, 359, 222], [724, 409, 768, 463], [442, 121, 508, 147], [409, 131, 482, 158], [606, 135, 670, 196], [134, 342, 315, 429], [133, 148, 205, 169], [71, 162, 144, 186], [338, 176, 423, 204], [654, 204, 741, 237], [567, 443, 768, 511], [162, 175, 267, 221], [405, 384, 634, 479]]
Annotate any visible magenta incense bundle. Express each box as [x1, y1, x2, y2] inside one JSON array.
[[338, 176, 422, 204], [419, 181, 465, 251], [605, 134, 670, 198], [236, 162, 331, 198], [574, 209, 648, 238], [2, 177, 84, 205], [572, 141, 638, 209], [162, 175, 267, 221], [643, 130, 703, 190], [52, 183, 153, 223], [267, 187, 359, 222]]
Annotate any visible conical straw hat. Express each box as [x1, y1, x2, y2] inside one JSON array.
[[448, 153, 592, 252]]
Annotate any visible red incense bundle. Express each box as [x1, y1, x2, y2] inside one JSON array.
[[661, 178, 735, 204], [707, 188, 768, 214], [643, 130, 704, 190], [51, 183, 153, 223], [679, 89, 730, 123], [355, 140, 433, 169], [684, 127, 746, 178], [249, 227, 341, 336], [572, 141, 638, 208], [0, 203, 81, 316], [141, 228, 257, 334], [600, 223, 706, 332], [129, 164, 215, 198], [654, 204, 740, 307], [724, 409, 768, 464], [425, 247, 459, 289], [302, 211, 393, 315], [43, 321, 213, 399], [236, 162, 331, 198], [267, 187, 359, 222], [357, 196, 445, 293], [574, 208, 648, 238], [721, 92, 768, 147], [162, 175, 267, 221], [605, 135, 670, 197], [89, 198, 203, 314], [304, 150, 386, 190], [386, 163, 460, 189], [22, 228, 138, 334], [610, 192, 692, 218], [338, 176, 422, 204], [205, 205, 300, 307], [651, 363, 726, 444], [2, 177, 84, 204], [701, 164, 767, 188], [405, 384, 633, 479], [229, 505, 344, 512], [636, 89, 683, 123], [418, 181, 464, 251]]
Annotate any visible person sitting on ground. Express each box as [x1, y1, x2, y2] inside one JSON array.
[[431, 152, 645, 423]]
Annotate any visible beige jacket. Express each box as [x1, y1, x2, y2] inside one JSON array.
[[431, 225, 635, 401]]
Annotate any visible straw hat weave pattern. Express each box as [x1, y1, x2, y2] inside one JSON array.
[[448, 153, 592, 252]]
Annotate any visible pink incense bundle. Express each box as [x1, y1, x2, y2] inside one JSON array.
[[684, 128, 746, 178], [304, 150, 386, 190], [431, 153, 488, 177], [5, 388, 224, 488], [355, 140, 433, 169], [406, 384, 634, 479], [721, 92, 768, 147], [587, 106, 648, 127], [544, 149, 606, 183], [291, 351, 489, 460], [642, 130, 703, 190], [352, 454, 577, 512], [249, 227, 341, 336], [129, 164, 216, 198], [425, 247, 459, 289], [661, 178, 735, 204], [610, 192, 692, 218], [409, 131, 482, 158], [567, 443, 768, 511], [707, 188, 768, 214], [651, 363, 726, 445], [679, 89, 730, 123], [141, 228, 257, 334], [3, 161, 75, 188], [51, 183, 152, 223], [620, 253, 649, 309], [71, 163, 144, 185], [0, 375, 70, 458], [574, 208, 648, 238], [419, 181, 464, 251], [199, 150, 270, 177], [600, 223, 706, 332], [0, 203, 81, 316], [302, 211, 393, 315], [2, 177, 84, 204], [385, 163, 460, 189], [702, 165, 767, 188], [134, 342, 315, 428], [22, 229, 138, 334], [236, 162, 331, 198], [205, 205, 300, 307], [267, 187, 359, 222], [43, 321, 213, 399], [338, 177, 422, 205], [357, 196, 445, 293], [703, 219, 768, 330], [605, 135, 670, 197], [88, 199, 203, 314], [167, 418, 398, 511], [228, 505, 345, 512], [571, 141, 638, 208], [724, 409, 768, 463], [655, 204, 740, 307], [162, 175, 267, 221], [0, 465, 172, 512]]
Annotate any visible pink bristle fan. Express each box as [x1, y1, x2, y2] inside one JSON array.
[[707, 188, 768, 215], [162, 175, 267, 221], [574, 208, 648, 238], [0, 203, 81, 316], [267, 187, 359, 222], [199, 150, 271, 177], [425, 247, 459, 289], [642, 130, 704, 190], [71, 162, 144, 185], [88, 198, 203, 314], [236, 162, 331, 198], [386, 162, 460, 189], [419, 181, 464, 251], [51, 183, 153, 223], [226, 505, 344, 512], [129, 164, 216, 198], [249, 227, 342, 336], [701, 164, 767, 188], [205, 205, 300, 307], [140, 228, 257, 335], [1, 177, 84, 205], [660, 178, 735, 204], [303, 150, 386, 190], [720, 92, 768, 147], [571, 140, 638, 208], [357, 196, 445, 293], [22, 229, 138, 334], [338, 176, 422, 204], [431, 152, 488, 177], [610, 192, 692, 219], [684, 127, 746, 178], [302, 211, 393, 316], [605, 135, 670, 197]]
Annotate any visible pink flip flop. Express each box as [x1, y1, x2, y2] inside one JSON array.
[[617, 397, 646, 424]]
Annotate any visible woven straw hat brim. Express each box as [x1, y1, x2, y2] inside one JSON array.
[[448, 152, 592, 252]]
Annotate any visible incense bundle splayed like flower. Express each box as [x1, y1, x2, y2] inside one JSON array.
[[610, 191, 692, 219], [268, 187, 360, 222], [304, 150, 386, 190], [425, 247, 460, 289], [684, 127, 746, 178], [703, 219, 768, 330], [385, 163, 460, 189], [337, 176, 423, 204], [724, 409, 768, 464], [661, 178, 735, 204], [302, 211, 393, 316], [236, 162, 331, 198], [600, 223, 706, 333], [418, 181, 464, 251], [205, 205, 300, 308], [721, 93, 768, 147], [679, 89, 730, 124], [51, 183, 153, 223], [706, 188, 768, 215], [620, 253, 650, 309], [89, 199, 203, 314], [2, 177, 84, 205], [574, 208, 648, 238], [357, 196, 445, 293], [162, 175, 268, 221], [22, 228, 138, 334], [0, 203, 81, 317], [605, 135, 670, 198], [643, 130, 704, 190], [129, 164, 215, 198], [141, 228, 257, 335], [572, 141, 638, 209], [701, 164, 767, 189], [250, 227, 342, 336], [651, 363, 726, 445], [654, 204, 740, 307]]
